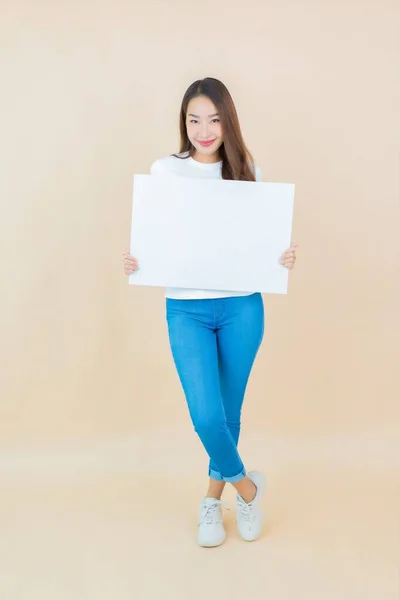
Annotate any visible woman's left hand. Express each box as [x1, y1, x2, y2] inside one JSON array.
[[280, 243, 298, 270]]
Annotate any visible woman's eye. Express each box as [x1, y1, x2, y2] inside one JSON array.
[[211, 119, 220, 124], [189, 119, 198, 124]]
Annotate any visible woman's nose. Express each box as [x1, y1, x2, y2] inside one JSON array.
[[200, 122, 209, 138]]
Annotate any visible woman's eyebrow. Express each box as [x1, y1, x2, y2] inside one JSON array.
[[188, 113, 219, 118]]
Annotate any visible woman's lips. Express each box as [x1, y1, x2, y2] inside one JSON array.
[[197, 139, 216, 147]]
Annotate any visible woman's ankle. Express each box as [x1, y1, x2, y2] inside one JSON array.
[[206, 479, 226, 500], [234, 477, 257, 504]]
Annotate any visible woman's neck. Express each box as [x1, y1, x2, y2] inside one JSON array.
[[192, 151, 221, 164]]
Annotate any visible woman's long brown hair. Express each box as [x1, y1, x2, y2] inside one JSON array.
[[174, 78, 256, 181]]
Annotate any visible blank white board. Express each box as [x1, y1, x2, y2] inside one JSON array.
[[129, 174, 294, 294]]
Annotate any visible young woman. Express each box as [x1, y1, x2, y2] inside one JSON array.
[[123, 77, 297, 548]]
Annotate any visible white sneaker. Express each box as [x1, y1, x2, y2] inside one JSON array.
[[236, 471, 266, 542], [197, 498, 226, 548]]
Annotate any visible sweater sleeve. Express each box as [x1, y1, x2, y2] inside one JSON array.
[[150, 159, 162, 175], [254, 163, 262, 182]]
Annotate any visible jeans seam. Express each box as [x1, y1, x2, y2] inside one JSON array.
[[212, 300, 217, 329]]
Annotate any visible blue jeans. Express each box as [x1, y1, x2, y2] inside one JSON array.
[[166, 293, 264, 483]]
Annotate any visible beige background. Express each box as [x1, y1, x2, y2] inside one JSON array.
[[1, 1, 399, 599]]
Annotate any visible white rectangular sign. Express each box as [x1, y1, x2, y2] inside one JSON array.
[[129, 174, 294, 294]]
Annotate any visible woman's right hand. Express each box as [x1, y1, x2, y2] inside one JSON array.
[[123, 250, 139, 275]]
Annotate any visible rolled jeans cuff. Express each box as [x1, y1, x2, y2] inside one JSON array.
[[209, 467, 247, 483]]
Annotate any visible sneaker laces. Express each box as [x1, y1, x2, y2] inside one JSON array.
[[200, 500, 223, 525], [237, 496, 253, 522]]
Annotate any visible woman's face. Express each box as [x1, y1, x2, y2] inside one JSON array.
[[186, 95, 223, 162]]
